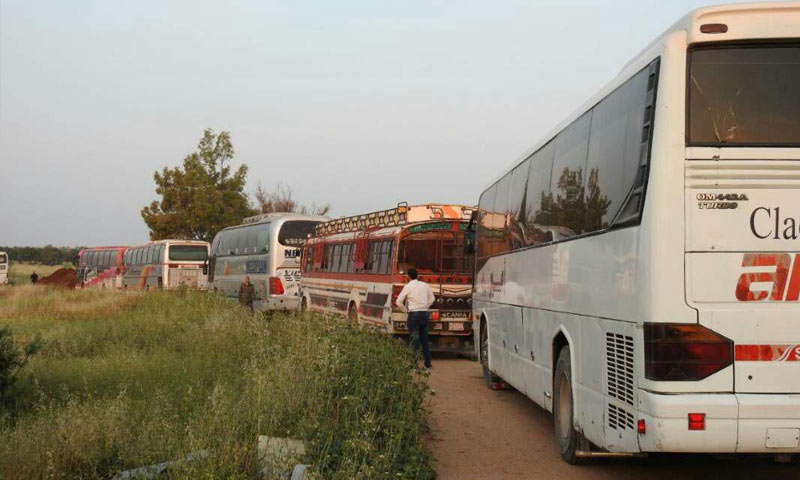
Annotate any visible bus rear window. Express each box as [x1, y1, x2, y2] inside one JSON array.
[[279, 221, 319, 247], [688, 44, 800, 146], [169, 245, 208, 262]]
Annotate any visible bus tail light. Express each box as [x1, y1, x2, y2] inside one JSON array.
[[269, 276, 284, 295], [688, 413, 706, 431], [430, 311, 440, 321], [644, 323, 733, 381], [637, 419, 646, 435]]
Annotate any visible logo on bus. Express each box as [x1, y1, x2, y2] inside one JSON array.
[[697, 192, 748, 210], [735, 253, 800, 302]]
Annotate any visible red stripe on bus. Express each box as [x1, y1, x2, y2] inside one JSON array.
[[735, 344, 800, 362]]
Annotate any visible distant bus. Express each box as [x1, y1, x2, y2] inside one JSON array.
[[122, 240, 210, 290], [77, 247, 128, 289], [301, 203, 475, 353], [473, 2, 800, 463], [0, 251, 8, 285], [208, 213, 328, 311]]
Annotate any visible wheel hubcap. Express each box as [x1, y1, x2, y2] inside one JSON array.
[[480, 327, 489, 368], [557, 373, 571, 441]]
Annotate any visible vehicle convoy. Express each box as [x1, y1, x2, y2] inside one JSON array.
[[0, 251, 8, 285], [208, 213, 328, 311], [77, 246, 128, 289], [301, 203, 475, 353], [123, 240, 210, 290], [472, 2, 800, 463]]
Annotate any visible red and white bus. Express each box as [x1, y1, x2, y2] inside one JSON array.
[[300, 203, 475, 353], [77, 246, 128, 289]]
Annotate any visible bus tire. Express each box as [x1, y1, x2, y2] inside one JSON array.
[[300, 296, 308, 312], [553, 346, 586, 465], [348, 302, 358, 325], [480, 320, 504, 389]]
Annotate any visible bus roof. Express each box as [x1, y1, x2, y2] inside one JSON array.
[[314, 203, 474, 238], [481, 1, 800, 194], [129, 239, 210, 247], [222, 212, 330, 230]]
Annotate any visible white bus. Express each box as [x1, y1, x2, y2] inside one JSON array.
[[0, 252, 8, 285], [473, 3, 800, 463], [122, 240, 210, 290], [208, 213, 328, 311]]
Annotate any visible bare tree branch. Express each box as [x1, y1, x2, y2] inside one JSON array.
[[254, 182, 330, 216]]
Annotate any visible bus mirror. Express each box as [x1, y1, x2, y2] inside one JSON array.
[[464, 230, 476, 255], [464, 211, 478, 255]]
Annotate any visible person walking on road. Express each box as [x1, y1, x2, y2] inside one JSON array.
[[238, 275, 255, 312], [395, 268, 436, 370]]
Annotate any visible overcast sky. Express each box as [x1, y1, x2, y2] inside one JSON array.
[[0, 0, 748, 247]]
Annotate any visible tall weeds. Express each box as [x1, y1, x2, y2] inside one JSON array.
[[0, 288, 433, 480]]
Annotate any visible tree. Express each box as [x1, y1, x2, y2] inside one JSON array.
[[253, 182, 331, 216], [141, 129, 253, 242]]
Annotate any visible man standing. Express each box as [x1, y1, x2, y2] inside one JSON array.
[[238, 275, 255, 312], [395, 268, 436, 370], [30, 271, 39, 285]]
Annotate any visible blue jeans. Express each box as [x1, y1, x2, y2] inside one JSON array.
[[407, 311, 432, 368]]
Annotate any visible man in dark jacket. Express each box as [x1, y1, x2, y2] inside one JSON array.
[[238, 275, 255, 311]]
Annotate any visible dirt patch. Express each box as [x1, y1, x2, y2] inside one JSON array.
[[38, 268, 78, 289], [426, 357, 800, 480]]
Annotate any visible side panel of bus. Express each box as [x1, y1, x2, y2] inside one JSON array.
[[473, 50, 672, 453]]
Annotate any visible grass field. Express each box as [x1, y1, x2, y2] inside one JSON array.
[[5, 262, 71, 286], [0, 286, 433, 480]]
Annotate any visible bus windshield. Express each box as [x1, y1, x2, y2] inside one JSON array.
[[279, 221, 319, 247], [398, 229, 471, 274], [169, 245, 208, 262], [688, 44, 800, 146]]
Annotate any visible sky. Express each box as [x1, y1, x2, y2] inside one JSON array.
[[0, 0, 750, 247]]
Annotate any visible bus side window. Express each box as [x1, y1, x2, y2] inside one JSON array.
[[158, 245, 165, 263], [257, 223, 270, 253]]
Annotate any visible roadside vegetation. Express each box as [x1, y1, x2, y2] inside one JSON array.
[[0, 286, 433, 480]]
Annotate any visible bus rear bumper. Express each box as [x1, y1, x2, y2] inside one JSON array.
[[637, 390, 800, 453], [256, 295, 301, 312]]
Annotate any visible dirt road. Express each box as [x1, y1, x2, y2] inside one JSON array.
[[426, 357, 800, 480]]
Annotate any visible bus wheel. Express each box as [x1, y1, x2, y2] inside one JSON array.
[[300, 296, 308, 313], [348, 303, 358, 325], [480, 320, 504, 389], [553, 346, 586, 464]]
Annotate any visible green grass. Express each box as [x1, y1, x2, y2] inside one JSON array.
[[0, 287, 433, 480], [5, 262, 71, 286]]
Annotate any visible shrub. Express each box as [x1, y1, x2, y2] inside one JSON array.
[[0, 326, 42, 402]]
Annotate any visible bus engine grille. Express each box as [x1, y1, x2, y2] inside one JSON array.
[[606, 333, 635, 407]]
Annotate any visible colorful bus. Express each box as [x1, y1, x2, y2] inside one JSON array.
[[208, 213, 328, 311], [77, 247, 128, 289], [301, 203, 475, 353], [0, 252, 8, 285], [122, 240, 210, 290], [473, 2, 800, 463]]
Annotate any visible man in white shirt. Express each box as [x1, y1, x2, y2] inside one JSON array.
[[395, 268, 436, 370]]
